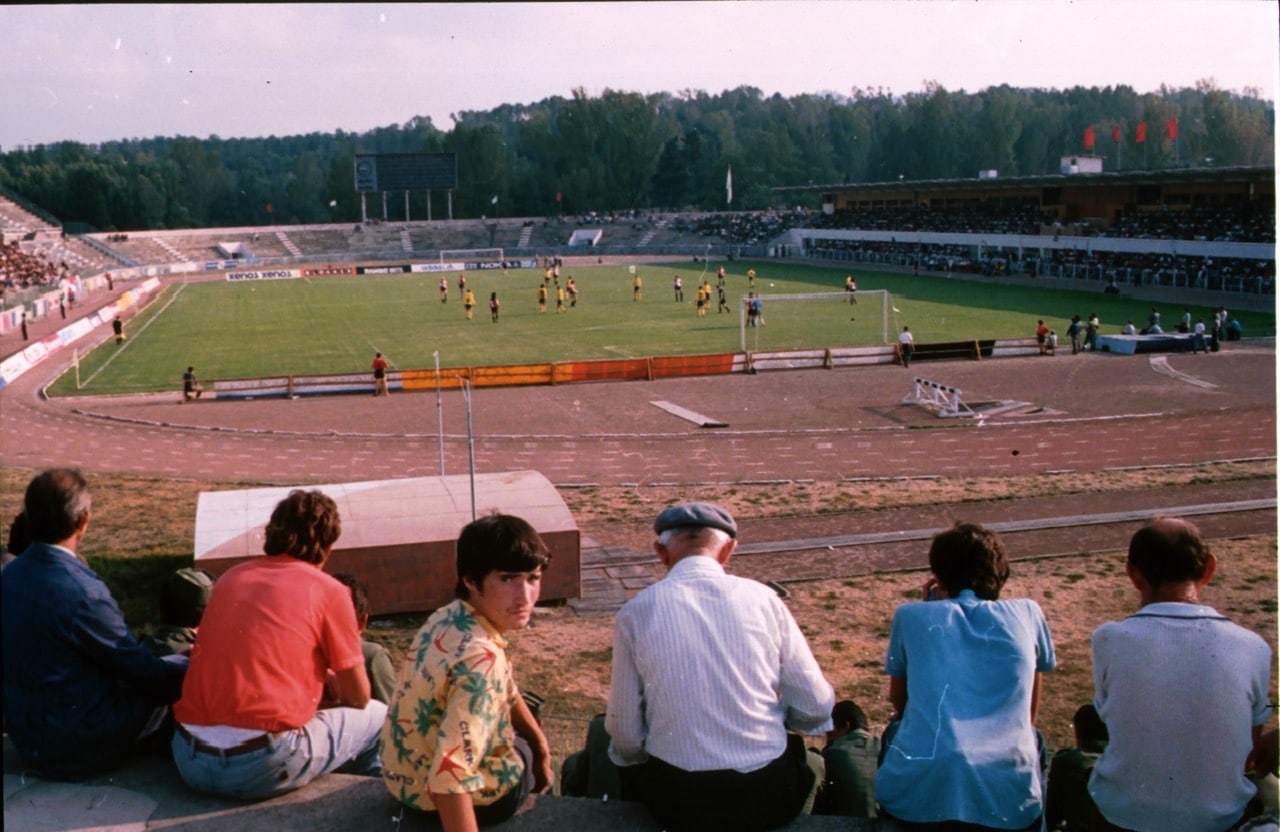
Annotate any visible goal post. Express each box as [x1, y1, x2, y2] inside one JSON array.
[[439, 247, 505, 265], [739, 289, 893, 353]]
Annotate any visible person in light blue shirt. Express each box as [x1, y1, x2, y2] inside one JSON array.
[[875, 522, 1055, 831]]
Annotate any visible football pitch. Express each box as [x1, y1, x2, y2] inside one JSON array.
[[51, 260, 1276, 395]]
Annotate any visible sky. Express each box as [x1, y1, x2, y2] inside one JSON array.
[[3, 1, 1277, 150]]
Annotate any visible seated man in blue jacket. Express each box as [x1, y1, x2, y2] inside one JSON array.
[[2, 468, 187, 778]]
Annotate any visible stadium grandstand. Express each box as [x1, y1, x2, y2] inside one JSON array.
[[774, 165, 1275, 295], [1, 165, 1275, 322]]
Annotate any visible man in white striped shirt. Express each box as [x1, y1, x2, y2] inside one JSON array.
[[606, 502, 835, 832]]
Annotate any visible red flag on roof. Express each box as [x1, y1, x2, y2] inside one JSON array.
[[1166, 118, 1178, 140], [1135, 122, 1147, 144], [1112, 126, 1121, 144], [1083, 126, 1095, 151]]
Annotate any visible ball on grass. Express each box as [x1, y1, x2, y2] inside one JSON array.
[[769, 282, 775, 287]]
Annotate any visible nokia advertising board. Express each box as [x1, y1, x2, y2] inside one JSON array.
[[353, 153, 458, 192]]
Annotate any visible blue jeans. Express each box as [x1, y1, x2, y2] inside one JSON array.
[[172, 700, 387, 801]]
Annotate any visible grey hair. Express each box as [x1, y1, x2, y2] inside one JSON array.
[[658, 525, 731, 550]]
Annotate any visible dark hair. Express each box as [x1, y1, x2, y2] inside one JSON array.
[[332, 572, 370, 621], [263, 490, 341, 565], [1127, 516, 1210, 588], [24, 468, 91, 544], [832, 700, 869, 732], [1073, 703, 1109, 752], [455, 513, 551, 600], [6, 512, 30, 557], [928, 522, 1010, 601]]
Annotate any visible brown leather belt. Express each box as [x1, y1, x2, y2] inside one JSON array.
[[176, 723, 271, 757]]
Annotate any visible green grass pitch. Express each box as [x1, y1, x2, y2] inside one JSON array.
[[50, 260, 1275, 395]]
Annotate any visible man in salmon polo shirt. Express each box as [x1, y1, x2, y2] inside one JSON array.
[[171, 490, 386, 800]]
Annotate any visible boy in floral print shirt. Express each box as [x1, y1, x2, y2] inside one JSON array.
[[382, 514, 553, 829]]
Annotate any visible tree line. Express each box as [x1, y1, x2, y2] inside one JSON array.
[[0, 80, 1271, 231]]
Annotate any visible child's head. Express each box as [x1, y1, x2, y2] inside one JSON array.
[[831, 700, 870, 735], [160, 568, 215, 628], [928, 522, 1010, 601], [1127, 516, 1211, 589], [455, 513, 551, 601], [331, 572, 370, 629], [1072, 703, 1109, 753]]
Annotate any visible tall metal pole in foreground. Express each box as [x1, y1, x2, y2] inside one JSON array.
[[460, 377, 476, 521], [434, 351, 444, 476]]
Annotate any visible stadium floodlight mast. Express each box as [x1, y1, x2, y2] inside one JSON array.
[[739, 289, 892, 352]]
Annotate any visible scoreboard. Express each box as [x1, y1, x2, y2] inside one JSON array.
[[353, 153, 457, 192]]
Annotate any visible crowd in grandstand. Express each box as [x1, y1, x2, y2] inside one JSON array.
[[1103, 203, 1275, 244], [680, 208, 811, 245], [809, 203, 1053, 236], [807, 236, 1275, 293], [1, 239, 71, 292]]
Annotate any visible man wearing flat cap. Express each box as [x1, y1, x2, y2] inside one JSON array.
[[606, 502, 835, 832]]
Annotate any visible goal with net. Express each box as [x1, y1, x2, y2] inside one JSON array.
[[738, 289, 894, 353], [440, 248, 505, 267]]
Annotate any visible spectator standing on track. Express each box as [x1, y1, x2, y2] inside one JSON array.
[[1085, 313, 1100, 350], [606, 502, 834, 832], [1066, 316, 1083, 354], [172, 490, 385, 801], [1088, 517, 1273, 832], [898, 326, 914, 367], [874, 522, 1055, 831], [371, 352, 389, 397], [2, 469, 187, 779], [1192, 319, 1209, 353]]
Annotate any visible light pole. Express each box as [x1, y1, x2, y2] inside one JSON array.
[[434, 351, 444, 476]]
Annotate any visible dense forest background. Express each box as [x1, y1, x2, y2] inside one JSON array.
[[1, 81, 1272, 231]]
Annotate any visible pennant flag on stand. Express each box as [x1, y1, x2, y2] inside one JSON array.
[[726, 166, 733, 206], [1083, 126, 1095, 151], [1135, 122, 1147, 144], [1112, 126, 1121, 144], [1166, 118, 1178, 140]]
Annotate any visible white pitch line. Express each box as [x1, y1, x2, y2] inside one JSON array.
[[81, 284, 187, 388]]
